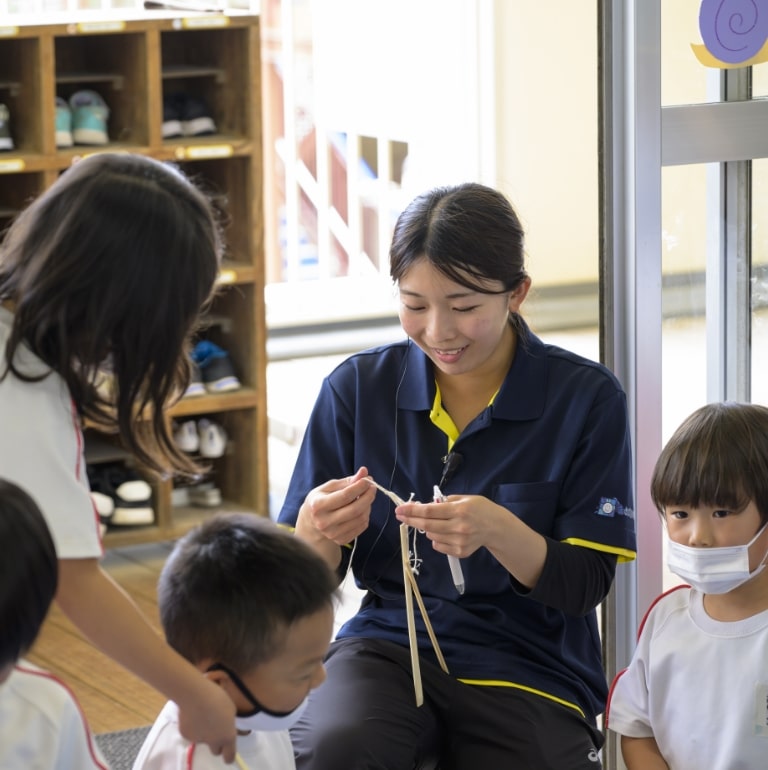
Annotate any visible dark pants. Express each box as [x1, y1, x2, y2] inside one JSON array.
[[290, 637, 604, 770]]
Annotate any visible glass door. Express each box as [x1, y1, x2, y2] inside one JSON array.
[[602, 1, 768, 767]]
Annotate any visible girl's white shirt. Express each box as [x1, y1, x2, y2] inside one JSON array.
[[0, 662, 108, 769], [133, 699, 296, 770], [607, 585, 768, 769], [0, 306, 102, 559]]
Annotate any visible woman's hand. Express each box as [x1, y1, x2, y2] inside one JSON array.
[[394, 494, 547, 588], [394, 494, 500, 558], [295, 466, 377, 567]]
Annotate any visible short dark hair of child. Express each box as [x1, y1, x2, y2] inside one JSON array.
[[158, 514, 338, 671], [651, 401, 768, 525], [0, 478, 58, 667]]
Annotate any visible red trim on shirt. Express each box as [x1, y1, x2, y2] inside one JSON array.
[[635, 583, 689, 640], [70, 398, 84, 480], [14, 664, 109, 769]]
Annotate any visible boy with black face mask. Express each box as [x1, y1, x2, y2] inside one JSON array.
[[133, 514, 337, 770], [606, 402, 768, 770]]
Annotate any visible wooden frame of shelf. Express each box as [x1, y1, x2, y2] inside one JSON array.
[[0, 9, 269, 547]]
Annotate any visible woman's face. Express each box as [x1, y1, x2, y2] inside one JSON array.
[[397, 258, 529, 378]]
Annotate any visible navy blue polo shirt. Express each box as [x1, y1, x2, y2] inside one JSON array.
[[278, 322, 636, 723]]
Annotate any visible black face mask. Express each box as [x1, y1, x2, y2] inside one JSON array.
[[206, 662, 309, 732]]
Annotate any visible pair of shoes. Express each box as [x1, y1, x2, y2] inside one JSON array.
[[0, 104, 13, 151], [162, 92, 216, 139], [183, 361, 206, 398], [172, 480, 222, 508], [67, 90, 110, 146], [87, 462, 154, 526], [191, 341, 241, 393], [174, 418, 227, 458]]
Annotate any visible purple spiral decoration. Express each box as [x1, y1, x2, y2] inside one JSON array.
[[699, 0, 768, 64]]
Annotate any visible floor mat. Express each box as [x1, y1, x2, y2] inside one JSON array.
[[94, 726, 150, 770]]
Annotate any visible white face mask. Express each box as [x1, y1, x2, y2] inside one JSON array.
[[667, 521, 768, 594], [207, 662, 310, 733]]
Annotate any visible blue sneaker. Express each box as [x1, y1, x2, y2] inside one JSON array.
[[191, 340, 241, 393], [55, 97, 73, 148], [70, 90, 109, 145]]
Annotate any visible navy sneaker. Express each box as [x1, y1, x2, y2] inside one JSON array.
[[161, 92, 184, 139], [180, 93, 216, 137], [183, 361, 206, 398], [163, 92, 216, 139]]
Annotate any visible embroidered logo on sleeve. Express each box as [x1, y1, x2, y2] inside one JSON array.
[[595, 497, 633, 519]]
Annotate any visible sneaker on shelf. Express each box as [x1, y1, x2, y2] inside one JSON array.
[[161, 92, 183, 139], [192, 340, 241, 393], [178, 92, 217, 137], [0, 104, 13, 151], [198, 418, 227, 458], [173, 419, 200, 453], [55, 97, 73, 148], [183, 361, 206, 398], [70, 90, 109, 146], [187, 481, 222, 508]]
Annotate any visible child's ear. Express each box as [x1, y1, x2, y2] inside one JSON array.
[[200, 661, 228, 687]]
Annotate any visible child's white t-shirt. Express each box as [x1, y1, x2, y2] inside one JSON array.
[[0, 661, 109, 769], [133, 699, 296, 770], [0, 306, 102, 559], [607, 585, 768, 769]]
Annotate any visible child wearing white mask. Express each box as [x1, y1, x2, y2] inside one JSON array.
[[133, 514, 337, 770], [606, 401, 768, 770]]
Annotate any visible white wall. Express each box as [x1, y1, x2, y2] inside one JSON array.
[[311, 0, 487, 193]]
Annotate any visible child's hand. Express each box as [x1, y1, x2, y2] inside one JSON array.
[[177, 676, 237, 763]]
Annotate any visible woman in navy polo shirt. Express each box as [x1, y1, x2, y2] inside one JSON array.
[[278, 182, 636, 769]]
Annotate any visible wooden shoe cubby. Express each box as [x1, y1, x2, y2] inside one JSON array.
[[0, 9, 269, 547]]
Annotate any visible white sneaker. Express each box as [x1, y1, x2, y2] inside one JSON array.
[[198, 419, 227, 458], [174, 419, 200, 453]]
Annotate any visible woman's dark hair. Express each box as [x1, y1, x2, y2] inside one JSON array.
[[0, 153, 222, 477], [158, 514, 338, 671], [651, 401, 768, 524], [389, 182, 529, 329], [0, 479, 58, 666]]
